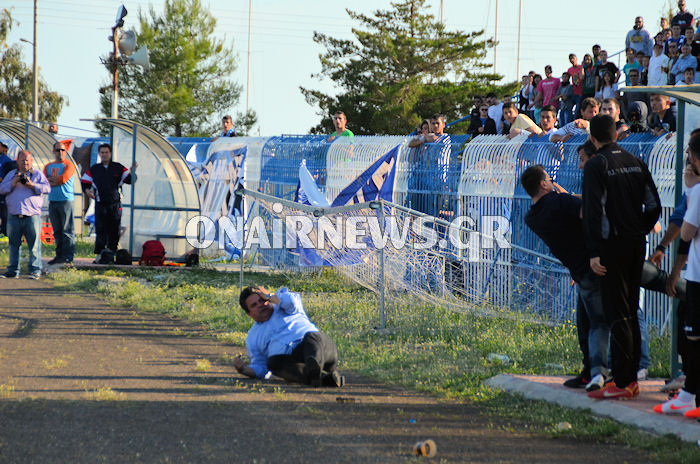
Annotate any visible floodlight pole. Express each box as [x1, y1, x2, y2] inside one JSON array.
[[493, 0, 498, 74], [246, 0, 252, 115], [112, 25, 120, 119], [32, 0, 38, 123]]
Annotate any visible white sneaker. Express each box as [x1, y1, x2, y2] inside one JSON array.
[[654, 394, 695, 414], [637, 368, 648, 381], [585, 374, 605, 392]]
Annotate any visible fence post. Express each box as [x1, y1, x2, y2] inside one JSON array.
[[378, 202, 386, 329], [671, 101, 686, 378]]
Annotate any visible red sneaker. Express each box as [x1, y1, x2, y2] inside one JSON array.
[[588, 381, 640, 400]]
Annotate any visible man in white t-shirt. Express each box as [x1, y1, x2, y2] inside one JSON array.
[[648, 43, 671, 86], [502, 101, 542, 139], [654, 132, 700, 417], [487, 92, 504, 134], [549, 97, 600, 142]]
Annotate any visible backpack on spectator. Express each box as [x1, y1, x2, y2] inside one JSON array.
[[115, 249, 132, 265], [140, 240, 166, 266]]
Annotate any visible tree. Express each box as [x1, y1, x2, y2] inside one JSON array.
[[98, 0, 255, 137], [0, 9, 66, 122], [300, 0, 516, 135]]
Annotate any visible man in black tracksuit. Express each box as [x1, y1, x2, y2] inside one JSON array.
[[81, 143, 137, 257], [582, 114, 661, 399]]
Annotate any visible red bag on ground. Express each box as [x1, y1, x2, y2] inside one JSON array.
[[140, 240, 166, 266]]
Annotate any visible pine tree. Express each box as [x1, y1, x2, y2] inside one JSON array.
[[301, 0, 516, 135]]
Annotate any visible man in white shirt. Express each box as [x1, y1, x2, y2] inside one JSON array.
[[549, 97, 600, 143], [487, 92, 504, 134], [654, 132, 700, 417]]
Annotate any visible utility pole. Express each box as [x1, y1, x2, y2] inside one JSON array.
[[246, 0, 252, 115], [516, 0, 522, 79], [493, 0, 498, 74], [438, 0, 444, 24], [32, 0, 38, 123], [112, 26, 120, 119]]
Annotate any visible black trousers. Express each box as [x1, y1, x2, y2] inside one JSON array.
[[267, 331, 338, 385], [683, 281, 700, 395], [94, 202, 122, 254], [600, 236, 646, 388]]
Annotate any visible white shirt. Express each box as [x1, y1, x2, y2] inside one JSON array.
[[488, 103, 504, 134], [683, 184, 700, 282], [648, 53, 670, 86], [548, 121, 588, 141]]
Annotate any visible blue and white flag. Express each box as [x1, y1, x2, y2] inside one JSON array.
[[331, 144, 399, 206], [292, 160, 330, 266]]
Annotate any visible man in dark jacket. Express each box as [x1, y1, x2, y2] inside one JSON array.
[[583, 114, 661, 400], [81, 143, 137, 260], [467, 104, 497, 137]]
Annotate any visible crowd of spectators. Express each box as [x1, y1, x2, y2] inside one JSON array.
[[449, 3, 700, 146]]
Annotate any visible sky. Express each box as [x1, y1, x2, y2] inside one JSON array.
[[5, 0, 677, 138]]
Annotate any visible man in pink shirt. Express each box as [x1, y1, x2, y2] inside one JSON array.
[[567, 54, 584, 117], [537, 65, 562, 109]]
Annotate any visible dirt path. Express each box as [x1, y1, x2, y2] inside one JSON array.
[[0, 277, 658, 463]]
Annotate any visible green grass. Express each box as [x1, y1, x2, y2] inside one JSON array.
[[47, 266, 699, 463], [0, 238, 94, 268]]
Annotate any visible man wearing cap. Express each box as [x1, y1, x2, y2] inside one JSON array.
[[44, 141, 76, 265]]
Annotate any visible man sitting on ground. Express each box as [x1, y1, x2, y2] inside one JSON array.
[[501, 101, 542, 139], [233, 286, 344, 388]]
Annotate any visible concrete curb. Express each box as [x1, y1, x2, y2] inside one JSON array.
[[485, 374, 700, 443]]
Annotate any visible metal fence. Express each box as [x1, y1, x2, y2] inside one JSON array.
[[202, 132, 679, 332]]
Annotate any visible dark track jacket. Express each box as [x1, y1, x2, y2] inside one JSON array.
[[582, 142, 661, 258], [81, 161, 134, 205]]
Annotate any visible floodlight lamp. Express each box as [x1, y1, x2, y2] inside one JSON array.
[[118, 30, 137, 55], [114, 5, 127, 29]]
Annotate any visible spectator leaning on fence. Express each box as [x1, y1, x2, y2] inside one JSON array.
[[582, 114, 661, 400], [626, 16, 654, 57], [521, 162, 610, 391], [407, 119, 432, 149], [549, 97, 600, 143], [536, 105, 558, 137], [501, 101, 541, 139], [649, 94, 676, 136]]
